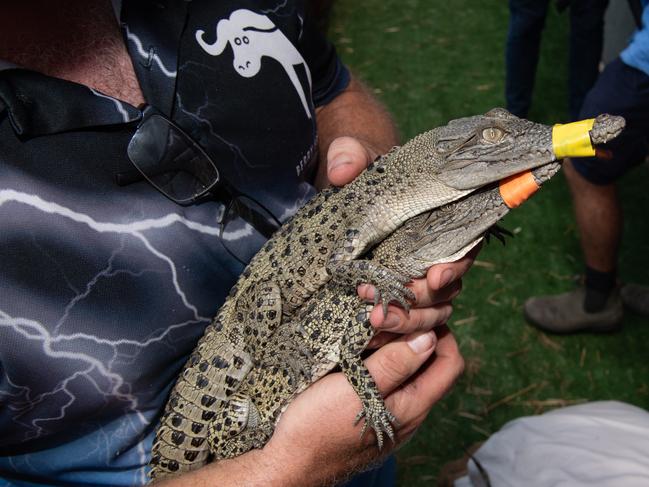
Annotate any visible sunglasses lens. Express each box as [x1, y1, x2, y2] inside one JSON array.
[[127, 114, 219, 204], [126, 110, 280, 265]]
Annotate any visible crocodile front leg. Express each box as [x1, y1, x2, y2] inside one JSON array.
[[339, 306, 397, 449], [327, 259, 415, 317]]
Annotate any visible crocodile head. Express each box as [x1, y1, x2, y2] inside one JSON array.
[[376, 110, 626, 275], [424, 108, 625, 190]]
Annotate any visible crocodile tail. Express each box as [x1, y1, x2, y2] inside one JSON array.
[[148, 318, 254, 479], [148, 345, 216, 479], [149, 397, 211, 477]]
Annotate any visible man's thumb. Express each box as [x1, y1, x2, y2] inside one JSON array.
[[326, 136, 375, 187]]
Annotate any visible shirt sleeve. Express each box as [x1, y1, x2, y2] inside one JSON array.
[[621, 5, 649, 77], [298, 13, 351, 107]]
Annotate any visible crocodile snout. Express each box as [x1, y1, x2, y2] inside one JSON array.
[[590, 114, 626, 145], [552, 114, 626, 159]]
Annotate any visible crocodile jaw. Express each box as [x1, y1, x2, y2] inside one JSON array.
[[432, 111, 625, 192]]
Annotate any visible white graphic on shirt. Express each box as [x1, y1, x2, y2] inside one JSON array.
[[195, 9, 313, 119]]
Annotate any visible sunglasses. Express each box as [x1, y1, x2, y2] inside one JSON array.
[[117, 106, 281, 264]]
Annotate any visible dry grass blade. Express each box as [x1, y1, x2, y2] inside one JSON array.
[[486, 383, 542, 413], [471, 424, 492, 437], [466, 386, 493, 396], [546, 271, 575, 281], [487, 288, 505, 306], [519, 398, 588, 408], [458, 411, 484, 421], [511, 296, 519, 310], [453, 315, 478, 326], [440, 417, 458, 426], [538, 333, 563, 351], [506, 347, 530, 358], [473, 260, 496, 270]]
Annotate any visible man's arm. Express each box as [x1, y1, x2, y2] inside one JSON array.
[[314, 76, 399, 189]]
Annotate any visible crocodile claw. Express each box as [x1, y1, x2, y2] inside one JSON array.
[[373, 281, 415, 318], [354, 400, 398, 450], [485, 224, 513, 246]]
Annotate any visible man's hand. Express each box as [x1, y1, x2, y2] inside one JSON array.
[[323, 135, 479, 343], [314, 76, 399, 189], [158, 327, 463, 487], [259, 325, 463, 487], [362, 246, 479, 348], [324, 135, 383, 187]]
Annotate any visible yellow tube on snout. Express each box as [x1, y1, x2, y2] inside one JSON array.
[[552, 118, 596, 159], [500, 118, 598, 208]]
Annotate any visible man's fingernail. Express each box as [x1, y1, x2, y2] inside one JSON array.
[[329, 155, 350, 172], [440, 269, 455, 289], [381, 312, 400, 329], [407, 331, 435, 354]]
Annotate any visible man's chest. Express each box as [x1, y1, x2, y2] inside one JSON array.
[[0, 1, 328, 479]]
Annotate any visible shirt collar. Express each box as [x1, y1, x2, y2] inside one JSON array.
[[0, 68, 141, 138], [119, 0, 188, 117], [0, 0, 190, 138]]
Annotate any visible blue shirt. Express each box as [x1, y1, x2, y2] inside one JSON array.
[[621, 1, 649, 75]]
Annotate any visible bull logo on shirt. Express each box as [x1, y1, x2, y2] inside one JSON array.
[[196, 9, 313, 119]]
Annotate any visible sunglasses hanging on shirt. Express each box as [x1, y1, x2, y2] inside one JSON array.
[[117, 105, 281, 264]]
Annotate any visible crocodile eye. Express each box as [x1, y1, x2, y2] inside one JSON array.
[[482, 127, 504, 143]]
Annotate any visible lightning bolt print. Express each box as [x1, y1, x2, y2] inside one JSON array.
[[0, 188, 234, 484], [0, 5, 326, 485], [125, 27, 178, 79]]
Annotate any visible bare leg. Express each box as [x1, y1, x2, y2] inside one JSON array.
[[522, 160, 625, 332], [564, 159, 621, 273]]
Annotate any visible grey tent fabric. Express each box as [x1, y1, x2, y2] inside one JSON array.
[[455, 401, 649, 487]]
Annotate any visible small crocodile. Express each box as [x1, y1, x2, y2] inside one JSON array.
[[148, 109, 625, 479]]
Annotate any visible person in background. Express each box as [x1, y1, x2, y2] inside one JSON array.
[[524, 0, 649, 332], [506, 0, 609, 120]]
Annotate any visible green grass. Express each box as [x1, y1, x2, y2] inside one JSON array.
[[330, 1, 649, 484]]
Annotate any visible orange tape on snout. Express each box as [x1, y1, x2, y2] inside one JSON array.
[[498, 171, 540, 208]]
